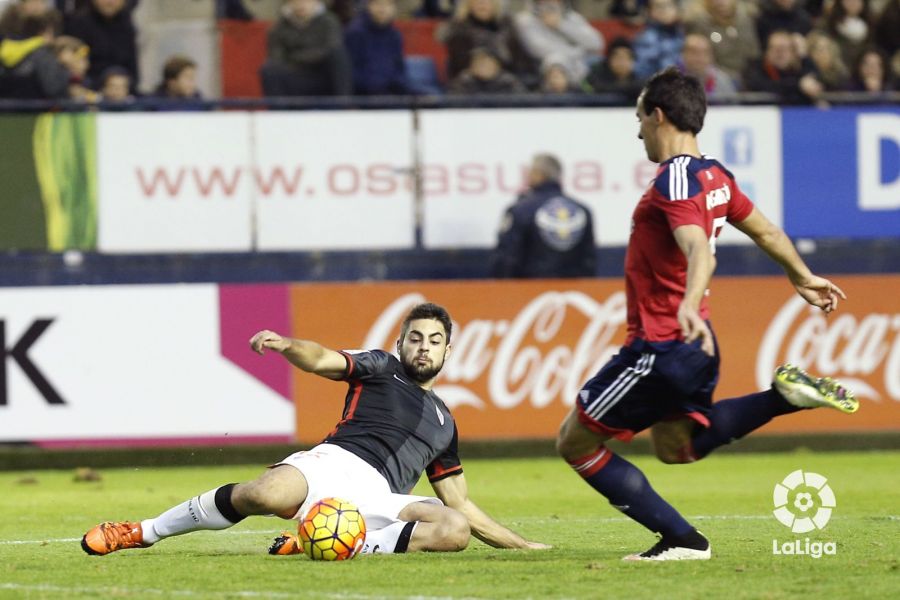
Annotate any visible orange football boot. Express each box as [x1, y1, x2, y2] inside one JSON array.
[[81, 521, 150, 555], [268, 531, 303, 555]]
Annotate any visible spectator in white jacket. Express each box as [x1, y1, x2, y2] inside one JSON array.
[[513, 0, 602, 84]]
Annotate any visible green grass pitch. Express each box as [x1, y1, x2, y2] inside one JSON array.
[[1, 451, 898, 599]]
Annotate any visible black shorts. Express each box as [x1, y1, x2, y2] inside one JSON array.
[[576, 333, 720, 441]]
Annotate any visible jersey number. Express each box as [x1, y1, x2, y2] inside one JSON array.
[[709, 217, 727, 254]]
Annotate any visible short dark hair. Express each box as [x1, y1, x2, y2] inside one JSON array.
[[640, 67, 706, 134], [162, 55, 196, 82], [400, 303, 452, 343], [100, 65, 131, 86], [606, 36, 634, 59]]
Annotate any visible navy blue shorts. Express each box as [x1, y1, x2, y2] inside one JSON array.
[[576, 333, 720, 441]]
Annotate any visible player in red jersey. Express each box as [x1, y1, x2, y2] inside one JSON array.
[[556, 68, 859, 561]]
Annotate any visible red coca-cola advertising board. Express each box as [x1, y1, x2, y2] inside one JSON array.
[[284, 276, 900, 442]]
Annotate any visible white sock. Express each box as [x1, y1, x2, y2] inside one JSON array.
[[360, 521, 418, 554], [141, 487, 237, 544]]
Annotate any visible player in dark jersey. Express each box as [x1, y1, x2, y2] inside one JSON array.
[[555, 68, 859, 561], [82, 303, 548, 556]]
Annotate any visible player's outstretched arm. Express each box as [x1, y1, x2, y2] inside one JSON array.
[[733, 208, 847, 313], [431, 473, 550, 550], [249, 330, 348, 380]]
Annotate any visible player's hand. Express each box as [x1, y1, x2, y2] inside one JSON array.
[[677, 303, 714, 356], [524, 540, 552, 550], [793, 276, 846, 314], [250, 330, 291, 355]]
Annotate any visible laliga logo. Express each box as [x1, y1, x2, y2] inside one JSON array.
[[773, 469, 835, 533], [771, 470, 838, 558]]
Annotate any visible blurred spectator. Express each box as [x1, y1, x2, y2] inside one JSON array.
[[344, 0, 409, 95], [684, 0, 760, 82], [743, 29, 821, 105], [539, 57, 581, 93], [679, 31, 737, 98], [52, 34, 96, 100], [0, 0, 53, 36], [153, 55, 204, 109], [632, 0, 684, 78], [609, 0, 648, 26], [441, 0, 515, 80], [328, 0, 357, 23], [874, 0, 899, 63], [513, 0, 603, 84], [806, 30, 850, 90], [448, 45, 525, 94], [584, 36, 643, 102], [492, 153, 596, 279], [98, 63, 131, 101], [415, 0, 456, 17], [259, 0, 352, 96], [849, 46, 894, 92], [64, 0, 137, 90], [0, 11, 69, 99], [755, 0, 812, 50], [215, 0, 254, 20], [820, 0, 873, 69]]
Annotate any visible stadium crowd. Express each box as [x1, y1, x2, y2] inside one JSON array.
[[0, 0, 897, 105]]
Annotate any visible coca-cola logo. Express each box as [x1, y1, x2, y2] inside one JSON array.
[[758, 296, 900, 402], [363, 292, 626, 410]]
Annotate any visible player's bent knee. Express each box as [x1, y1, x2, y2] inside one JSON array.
[[232, 467, 307, 517], [440, 510, 470, 552], [653, 445, 693, 464]]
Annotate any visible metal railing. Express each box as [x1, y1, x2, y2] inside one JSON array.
[[0, 90, 897, 113]]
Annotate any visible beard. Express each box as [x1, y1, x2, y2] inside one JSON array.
[[401, 356, 444, 383]]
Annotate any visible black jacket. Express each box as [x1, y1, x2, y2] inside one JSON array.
[[492, 181, 597, 278]]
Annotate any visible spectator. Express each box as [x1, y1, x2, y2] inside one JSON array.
[[755, 0, 812, 50], [513, 0, 603, 84], [806, 31, 850, 91], [0, 12, 69, 99], [873, 0, 899, 63], [52, 34, 96, 100], [632, 0, 684, 78], [98, 64, 131, 101], [492, 153, 596, 279], [328, 0, 357, 24], [441, 0, 515, 81], [743, 29, 820, 105], [540, 58, 581, 93], [820, 0, 873, 69], [447, 45, 525, 94], [415, 0, 456, 17], [215, 0, 254, 20], [679, 31, 737, 99], [0, 0, 53, 37], [64, 0, 138, 90], [344, 0, 409, 95], [684, 0, 760, 82], [849, 46, 894, 92], [584, 36, 643, 102], [153, 55, 204, 109], [609, 0, 648, 26], [259, 0, 352, 97]]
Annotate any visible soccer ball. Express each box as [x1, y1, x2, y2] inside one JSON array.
[[298, 497, 366, 561]]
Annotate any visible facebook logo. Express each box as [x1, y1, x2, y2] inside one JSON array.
[[723, 128, 753, 166]]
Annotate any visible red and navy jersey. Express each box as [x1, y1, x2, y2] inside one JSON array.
[[624, 154, 755, 343], [322, 349, 462, 494]]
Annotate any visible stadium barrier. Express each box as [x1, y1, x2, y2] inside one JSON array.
[[2, 277, 897, 446], [1, 105, 897, 254]]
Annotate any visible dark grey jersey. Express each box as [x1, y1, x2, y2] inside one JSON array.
[[322, 350, 462, 494]]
